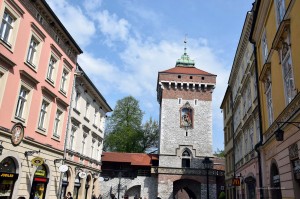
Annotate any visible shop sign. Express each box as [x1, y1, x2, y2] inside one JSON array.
[[11, 123, 24, 146], [35, 170, 46, 177], [59, 165, 68, 173], [79, 172, 87, 179], [34, 177, 48, 183], [232, 178, 240, 186], [31, 157, 44, 166], [0, 172, 19, 180]]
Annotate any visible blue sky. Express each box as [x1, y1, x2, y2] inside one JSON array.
[[46, 0, 253, 152]]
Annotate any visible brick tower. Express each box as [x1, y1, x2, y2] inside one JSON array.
[[156, 44, 218, 198]]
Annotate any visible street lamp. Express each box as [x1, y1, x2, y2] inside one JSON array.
[[202, 157, 213, 199]]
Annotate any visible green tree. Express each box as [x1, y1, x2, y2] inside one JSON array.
[[213, 148, 225, 157], [104, 96, 159, 153], [140, 117, 159, 152]]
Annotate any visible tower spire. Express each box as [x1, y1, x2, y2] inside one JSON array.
[[176, 35, 195, 67]]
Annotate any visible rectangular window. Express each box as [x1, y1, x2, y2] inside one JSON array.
[[91, 141, 95, 158], [82, 137, 86, 155], [15, 87, 28, 119], [0, 11, 14, 45], [74, 90, 80, 110], [85, 102, 90, 119], [250, 124, 254, 150], [194, 99, 198, 106], [47, 57, 56, 82], [275, 0, 285, 26], [60, 70, 68, 93], [94, 110, 97, 125], [26, 37, 39, 67], [178, 98, 182, 105], [69, 126, 76, 150], [38, 100, 49, 130], [282, 50, 295, 104], [261, 30, 268, 63], [53, 109, 62, 138], [265, 79, 273, 126], [256, 116, 260, 142]]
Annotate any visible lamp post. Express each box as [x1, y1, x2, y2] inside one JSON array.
[[202, 157, 213, 199]]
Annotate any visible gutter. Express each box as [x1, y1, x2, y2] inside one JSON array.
[[249, 1, 263, 198]]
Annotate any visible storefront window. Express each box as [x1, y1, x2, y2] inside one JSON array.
[[60, 172, 69, 199], [0, 157, 18, 199], [30, 165, 49, 199], [73, 174, 81, 199]]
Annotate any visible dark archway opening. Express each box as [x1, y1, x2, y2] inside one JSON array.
[[173, 179, 200, 199]]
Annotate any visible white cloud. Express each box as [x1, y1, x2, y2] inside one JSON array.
[[83, 0, 103, 12], [46, 0, 96, 47], [93, 10, 131, 42]]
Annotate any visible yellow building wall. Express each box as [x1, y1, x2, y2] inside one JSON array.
[[257, 0, 300, 133]]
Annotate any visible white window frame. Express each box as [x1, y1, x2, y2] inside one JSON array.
[[82, 135, 86, 155], [265, 78, 274, 126], [46, 53, 59, 85], [74, 90, 80, 110], [38, 100, 49, 131], [93, 109, 97, 125], [85, 101, 90, 119], [60, 68, 70, 95], [261, 29, 268, 63], [15, 86, 28, 120], [0, 66, 9, 109], [26, 36, 39, 68], [275, 0, 285, 26], [280, 40, 296, 104], [69, 125, 76, 150], [13, 81, 33, 125], [0, 2, 21, 50], [53, 108, 63, 139], [0, 11, 14, 45]]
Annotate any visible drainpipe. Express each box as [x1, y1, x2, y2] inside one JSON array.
[[229, 85, 236, 199], [249, 1, 263, 198], [58, 64, 82, 199], [252, 37, 264, 199]]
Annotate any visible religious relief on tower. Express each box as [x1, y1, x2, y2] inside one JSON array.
[[180, 102, 193, 128]]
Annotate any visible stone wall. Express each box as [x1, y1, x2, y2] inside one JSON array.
[[159, 98, 212, 167], [99, 176, 157, 199]]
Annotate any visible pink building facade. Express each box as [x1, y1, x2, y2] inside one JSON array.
[[0, 0, 82, 198]]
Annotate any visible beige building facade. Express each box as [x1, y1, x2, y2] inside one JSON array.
[[221, 12, 261, 199], [63, 64, 112, 199]]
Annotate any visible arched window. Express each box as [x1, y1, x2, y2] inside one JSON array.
[[0, 157, 18, 198], [30, 164, 49, 199], [61, 172, 69, 199], [73, 173, 81, 199], [270, 162, 282, 199], [182, 150, 191, 168]]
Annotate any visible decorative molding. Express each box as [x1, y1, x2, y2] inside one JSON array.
[[31, 22, 46, 41], [265, 93, 300, 140], [19, 70, 39, 85], [152, 167, 225, 176], [272, 20, 290, 51]]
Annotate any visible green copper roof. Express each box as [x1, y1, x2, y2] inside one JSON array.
[[175, 47, 195, 67]]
